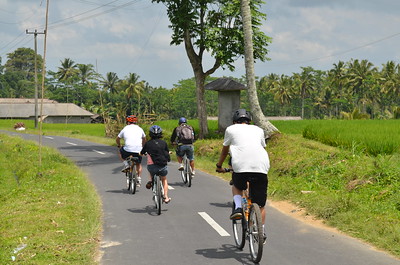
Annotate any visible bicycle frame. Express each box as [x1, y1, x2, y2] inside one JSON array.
[[152, 172, 165, 215], [232, 180, 264, 263], [126, 156, 139, 194], [180, 154, 192, 187]]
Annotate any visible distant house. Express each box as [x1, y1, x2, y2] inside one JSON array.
[[0, 98, 94, 124]]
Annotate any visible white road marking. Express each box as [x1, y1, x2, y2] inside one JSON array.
[[44, 136, 54, 139], [93, 150, 106, 155], [66, 142, 77, 145], [198, 212, 230, 237], [168, 185, 174, 190]]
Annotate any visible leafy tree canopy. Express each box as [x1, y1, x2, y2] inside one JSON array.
[[152, 0, 271, 71], [4, 47, 43, 80]]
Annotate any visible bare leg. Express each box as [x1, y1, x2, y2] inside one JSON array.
[[161, 176, 169, 200], [177, 156, 183, 164], [136, 163, 142, 177], [190, 160, 195, 172]]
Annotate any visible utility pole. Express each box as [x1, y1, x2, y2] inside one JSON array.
[[26, 29, 45, 129]]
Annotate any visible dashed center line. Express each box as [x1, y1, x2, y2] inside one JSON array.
[[44, 136, 54, 139], [93, 150, 106, 155], [198, 212, 230, 237], [66, 142, 77, 146]]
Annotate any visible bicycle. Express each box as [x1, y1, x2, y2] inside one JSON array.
[[223, 169, 264, 263], [152, 169, 165, 215], [125, 156, 140, 194], [180, 153, 192, 187]]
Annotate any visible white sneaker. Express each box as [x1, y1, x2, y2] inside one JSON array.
[[137, 177, 142, 184], [121, 161, 129, 172], [178, 165, 184, 171], [191, 170, 195, 176]]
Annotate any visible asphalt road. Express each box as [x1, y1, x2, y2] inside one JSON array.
[[4, 132, 400, 265]]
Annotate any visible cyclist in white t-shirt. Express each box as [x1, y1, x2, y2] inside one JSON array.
[[116, 115, 146, 185], [216, 109, 270, 241]]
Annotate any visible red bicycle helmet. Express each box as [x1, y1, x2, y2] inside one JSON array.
[[126, 115, 138, 124]]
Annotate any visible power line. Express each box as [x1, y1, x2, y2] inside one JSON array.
[[270, 32, 400, 67]]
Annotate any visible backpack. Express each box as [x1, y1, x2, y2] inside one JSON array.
[[176, 124, 194, 144]]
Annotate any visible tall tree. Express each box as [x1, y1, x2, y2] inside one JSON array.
[[123, 73, 144, 114], [152, 0, 271, 138], [57, 58, 78, 104], [240, 0, 278, 136], [101, 72, 120, 94], [292, 66, 316, 119]]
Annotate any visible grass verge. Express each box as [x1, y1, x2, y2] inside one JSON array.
[[0, 133, 101, 264]]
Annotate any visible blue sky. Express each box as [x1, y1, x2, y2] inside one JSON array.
[[1, 0, 400, 89]]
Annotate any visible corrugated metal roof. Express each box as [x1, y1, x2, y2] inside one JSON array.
[[205, 78, 247, 91], [0, 98, 58, 104], [0, 102, 93, 118]]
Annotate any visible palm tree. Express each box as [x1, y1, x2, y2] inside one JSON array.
[[77, 64, 97, 85], [328, 61, 348, 116], [270, 74, 293, 116], [292, 66, 316, 119], [101, 72, 119, 94], [240, 0, 278, 136], [57, 58, 78, 82], [345, 59, 377, 113], [123, 73, 144, 114]]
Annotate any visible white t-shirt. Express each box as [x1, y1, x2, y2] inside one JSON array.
[[118, 124, 146, 153], [223, 123, 270, 174]]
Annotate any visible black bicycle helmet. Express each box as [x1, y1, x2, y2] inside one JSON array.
[[232, 109, 252, 123], [178, 117, 187, 124], [149, 125, 163, 138]]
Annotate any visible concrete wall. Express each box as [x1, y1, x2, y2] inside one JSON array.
[[43, 116, 92, 124], [218, 91, 241, 132]]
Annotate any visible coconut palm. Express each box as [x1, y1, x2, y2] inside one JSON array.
[[77, 64, 98, 85], [270, 74, 293, 116], [328, 61, 348, 116], [292, 66, 316, 119], [123, 73, 144, 114], [345, 59, 377, 113], [101, 72, 119, 94]]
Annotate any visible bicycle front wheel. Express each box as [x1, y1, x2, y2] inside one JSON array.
[[248, 203, 263, 263], [232, 202, 246, 249]]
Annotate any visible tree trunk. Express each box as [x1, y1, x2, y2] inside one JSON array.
[[240, 0, 279, 137], [194, 72, 209, 138]]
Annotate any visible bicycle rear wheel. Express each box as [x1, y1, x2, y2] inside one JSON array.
[[130, 170, 137, 194], [185, 157, 192, 187], [180, 156, 188, 184], [232, 201, 246, 249], [126, 172, 131, 191], [153, 176, 162, 215], [248, 203, 263, 263]]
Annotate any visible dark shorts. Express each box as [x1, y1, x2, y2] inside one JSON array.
[[120, 148, 142, 163], [176, 145, 194, 160], [147, 164, 168, 177], [232, 172, 268, 207]]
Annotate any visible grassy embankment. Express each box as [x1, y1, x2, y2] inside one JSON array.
[[0, 132, 101, 264], [0, 119, 399, 262]]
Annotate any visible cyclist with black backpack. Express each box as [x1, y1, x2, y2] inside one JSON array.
[[170, 117, 196, 175]]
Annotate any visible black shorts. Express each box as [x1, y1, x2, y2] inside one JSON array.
[[232, 172, 268, 207], [120, 148, 142, 163]]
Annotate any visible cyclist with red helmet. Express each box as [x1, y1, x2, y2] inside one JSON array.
[[116, 115, 146, 185]]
